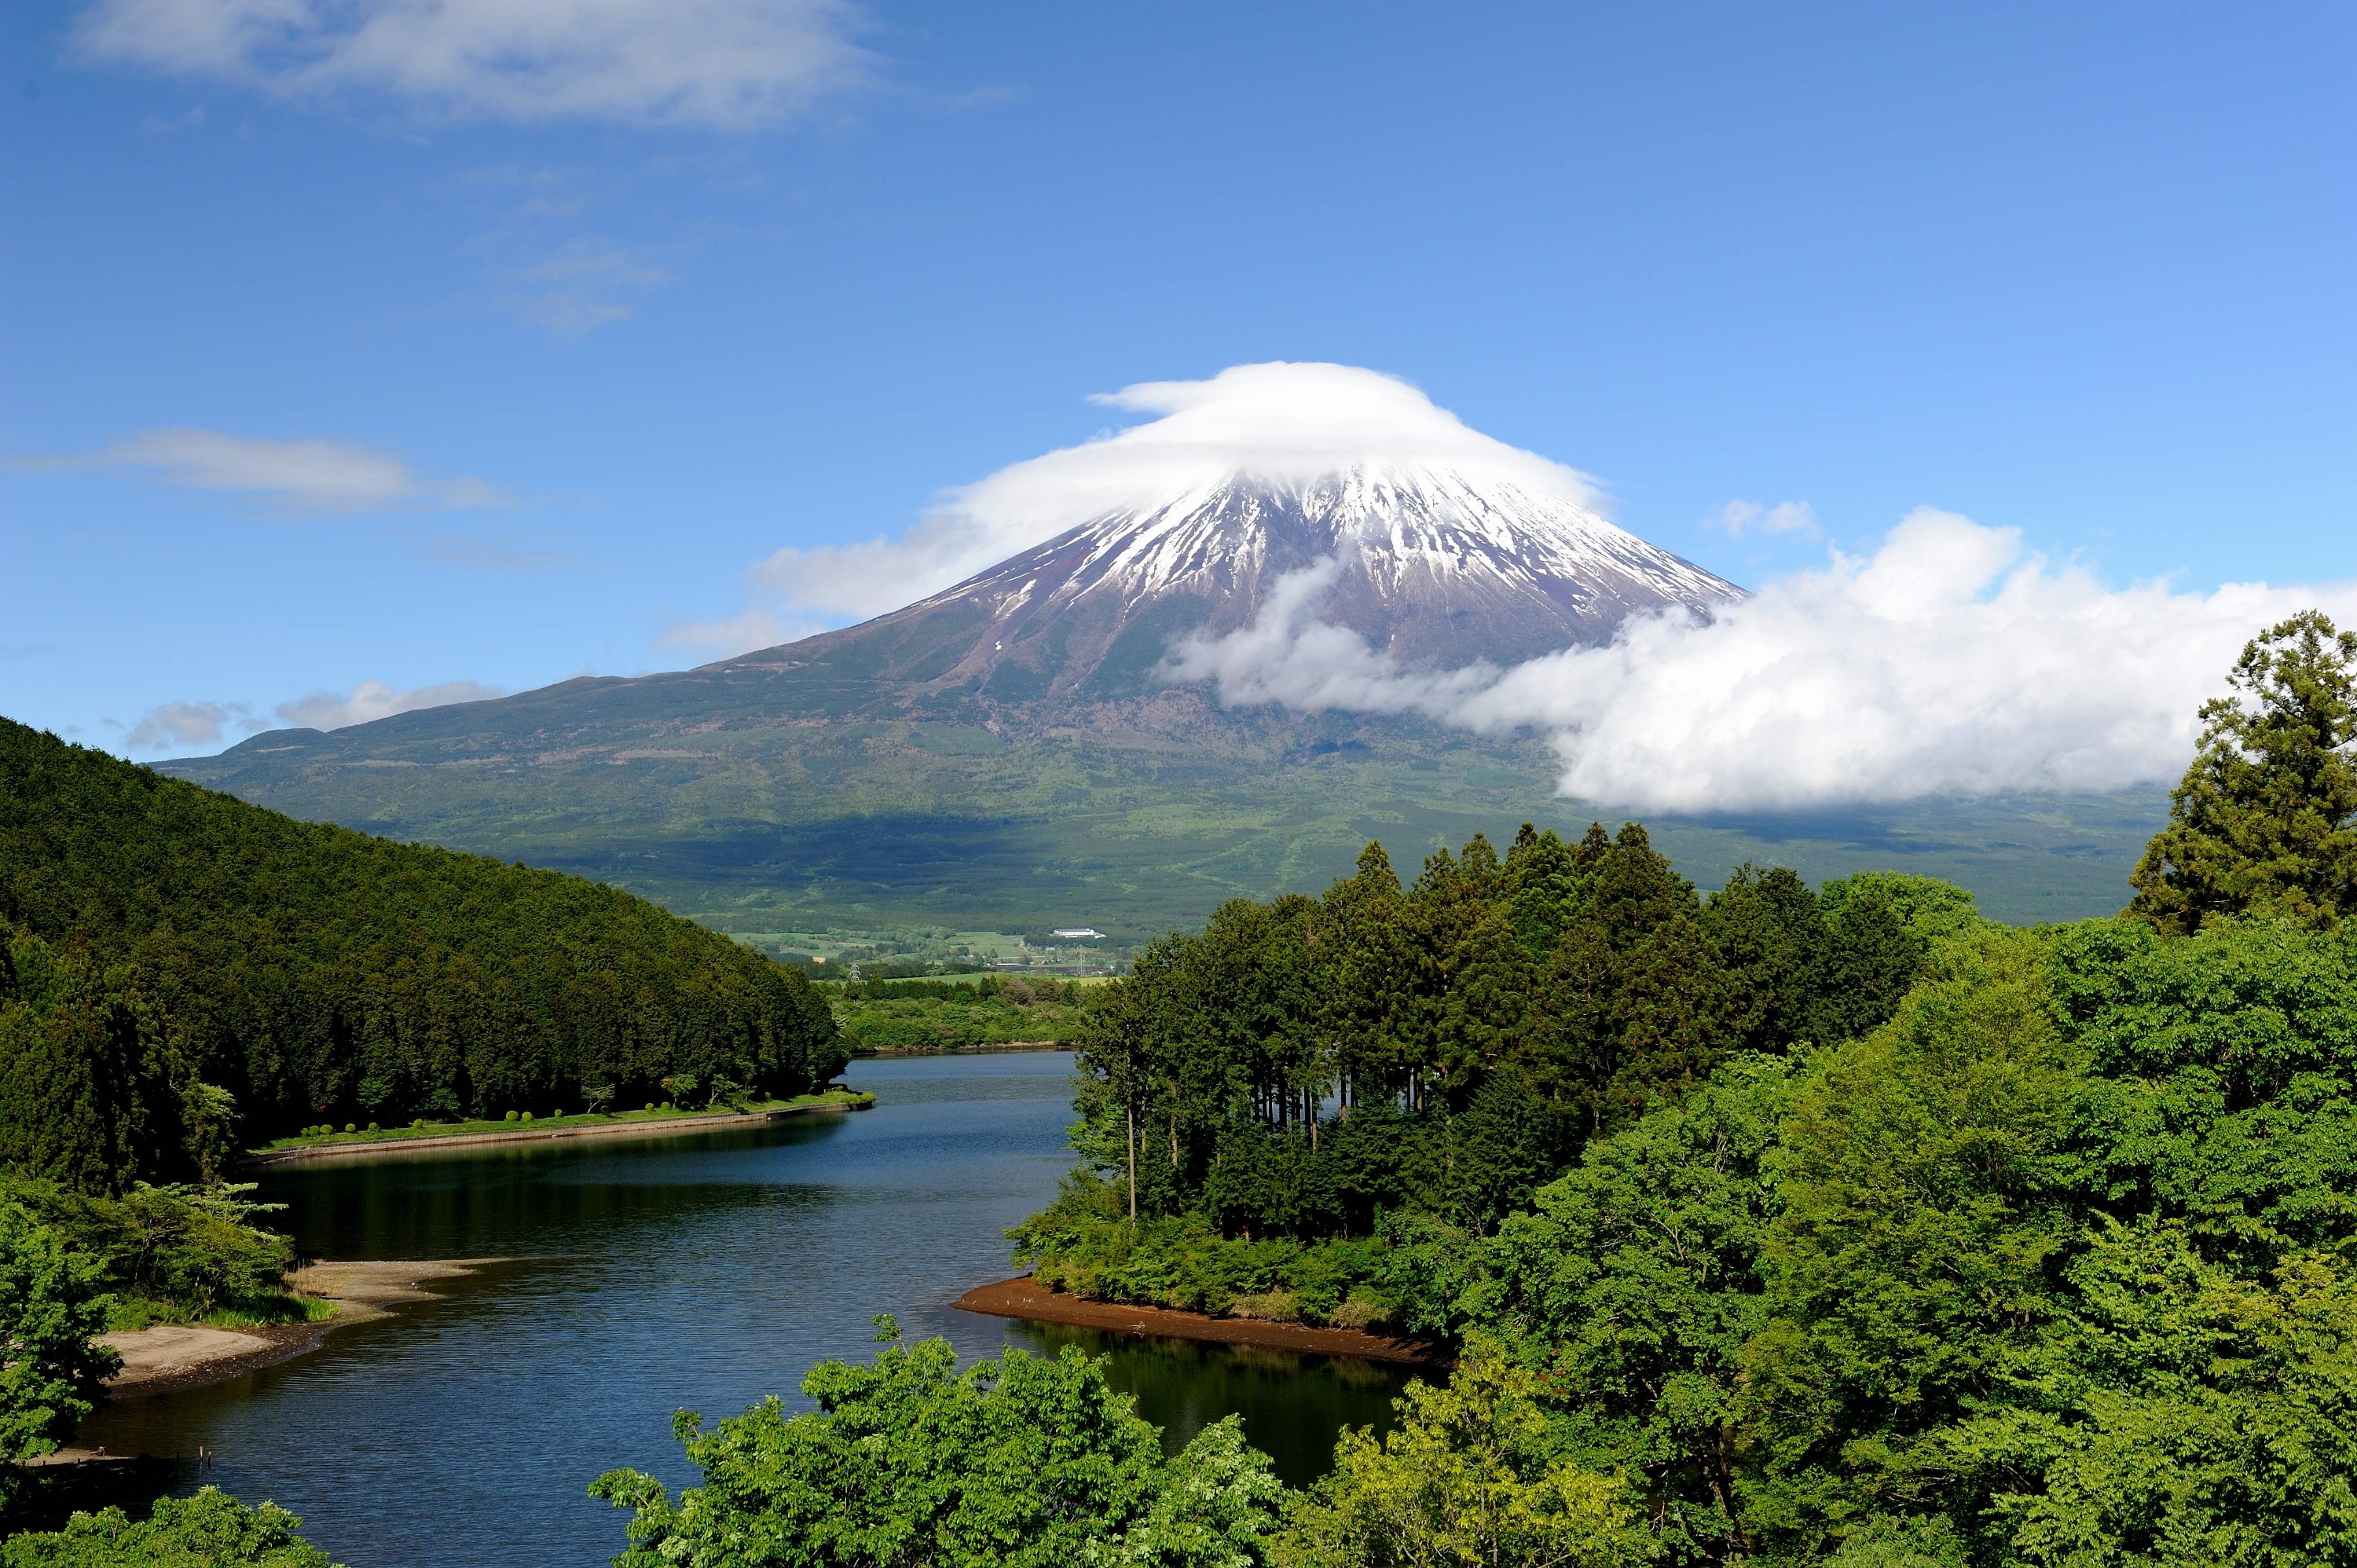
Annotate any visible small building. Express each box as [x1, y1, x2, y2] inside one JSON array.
[[1050, 928, 1104, 940]]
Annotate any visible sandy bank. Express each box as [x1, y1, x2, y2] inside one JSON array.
[[955, 1276, 1449, 1367], [97, 1258, 500, 1399], [243, 1096, 870, 1168]]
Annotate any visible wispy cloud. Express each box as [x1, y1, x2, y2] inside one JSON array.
[[405, 530, 571, 573], [126, 698, 261, 751], [274, 678, 504, 731], [508, 237, 669, 336], [655, 609, 828, 661], [70, 0, 878, 129], [1704, 499, 1819, 540], [18, 427, 510, 517], [1168, 508, 2357, 813]]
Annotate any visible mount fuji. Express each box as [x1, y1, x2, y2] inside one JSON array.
[[159, 365, 2148, 936], [719, 458, 1738, 702]]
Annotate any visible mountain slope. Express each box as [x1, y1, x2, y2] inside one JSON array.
[[799, 463, 1740, 702]]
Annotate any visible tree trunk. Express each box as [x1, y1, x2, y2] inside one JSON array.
[[1126, 1104, 1137, 1221]]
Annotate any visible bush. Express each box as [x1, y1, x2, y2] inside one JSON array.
[[0, 1200, 117, 1491], [1011, 1175, 1410, 1328], [0, 1486, 339, 1567], [6, 1179, 294, 1324], [592, 1329, 1280, 1568]]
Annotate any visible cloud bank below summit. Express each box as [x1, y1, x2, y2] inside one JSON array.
[[706, 359, 2350, 815], [1172, 508, 2357, 814]]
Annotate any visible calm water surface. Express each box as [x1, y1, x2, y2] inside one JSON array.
[[77, 1053, 1409, 1567]]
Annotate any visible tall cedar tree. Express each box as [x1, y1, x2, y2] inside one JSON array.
[[2130, 610, 2357, 931]]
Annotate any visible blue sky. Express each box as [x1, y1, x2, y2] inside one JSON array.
[[3, 1, 2350, 757]]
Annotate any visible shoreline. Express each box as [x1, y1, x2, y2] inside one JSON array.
[[241, 1094, 871, 1167], [955, 1276, 1450, 1367], [90, 1259, 500, 1405], [849, 1041, 1070, 1057]]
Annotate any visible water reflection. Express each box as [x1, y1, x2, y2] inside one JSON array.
[[1006, 1322, 1414, 1486], [68, 1053, 1405, 1566]]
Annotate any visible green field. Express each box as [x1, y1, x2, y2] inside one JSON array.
[[825, 976, 1092, 1053]]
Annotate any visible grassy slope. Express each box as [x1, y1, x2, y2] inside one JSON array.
[[158, 672, 2165, 935], [252, 1088, 873, 1153]]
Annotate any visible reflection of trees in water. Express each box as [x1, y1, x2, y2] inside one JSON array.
[[258, 1117, 856, 1258], [1007, 1321, 1411, 1487]]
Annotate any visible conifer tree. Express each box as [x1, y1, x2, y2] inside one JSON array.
[[2130, 611, 2357, 932]]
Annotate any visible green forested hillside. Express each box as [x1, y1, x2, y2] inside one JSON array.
[[0, 717, 843, 1171]]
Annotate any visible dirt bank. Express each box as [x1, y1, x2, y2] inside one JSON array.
[[955, 1276, 1449, 1367], [850, 1042, 1069, 1057], [243, 1096, 870, 1168], [97, 1259, 500, 1399]]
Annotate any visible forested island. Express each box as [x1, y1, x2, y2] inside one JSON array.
[[5, 613, 2357, 1566]]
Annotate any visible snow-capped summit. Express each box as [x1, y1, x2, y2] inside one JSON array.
[[719, 364, 1742, 700]]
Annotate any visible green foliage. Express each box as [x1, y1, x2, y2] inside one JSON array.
[[0, 932, 199, 1193], [1948, 1219, 2357, 1568], [0, 719, 844, 1155], [1374, 910, 2357, 1566], [2048, 916, 2357, 1271], [591, 1334, 1283, 1568], [2130, 610, 2357, 932], [0, 1487, 339, 1567], [829, 974, 1087, 1053], [2, 1179, 295, 1326], [1039, 822, 1943, 1303], [1739, 927, 2089, 1551], [1273, 1339, 1648, 1568], [1461, 1059, 1791, 1563], [1010, 1176, 1405, 1328], [0, 1199, 118, 1493]]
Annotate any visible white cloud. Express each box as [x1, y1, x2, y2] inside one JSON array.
[[126, 698, 258, 750], [509, 237, 669, 335], [24, 427, 508, 516], [742, 361, 1607, 628], [1705, 499, 1819, 540], [1164, 558, 1503, 714], [655, 609, 828, 661], [1171, 507, 2357, 813], [71, 0, 874, 129], [274, 679, 505, 731]]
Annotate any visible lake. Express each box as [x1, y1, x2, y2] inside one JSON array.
[[75, 1052, 1412, 1566]]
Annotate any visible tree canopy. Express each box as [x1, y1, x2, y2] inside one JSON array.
[[1014, 826, 1955, 1330], [592, 1321, 1285, 1568], [0, 1487, 339, 1568], [0, 718, 843, 1167]]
